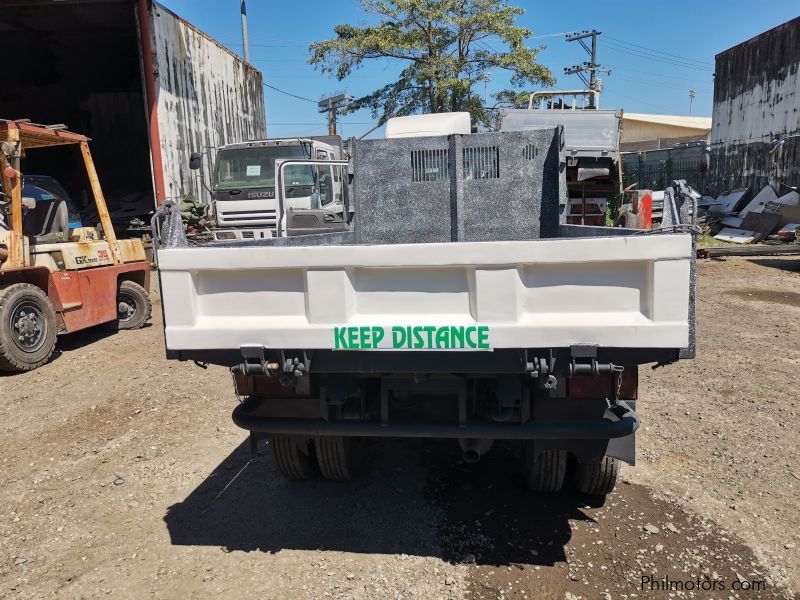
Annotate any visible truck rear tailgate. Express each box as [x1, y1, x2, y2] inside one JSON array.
[[157, 234, 692, 353]]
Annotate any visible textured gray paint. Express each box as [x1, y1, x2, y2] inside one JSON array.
[[351, 134, 453, 244], [351, 129, 566, 244]]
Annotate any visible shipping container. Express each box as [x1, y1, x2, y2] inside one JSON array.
[[1, 0, 266, 233], [710, 17, 799, 194]]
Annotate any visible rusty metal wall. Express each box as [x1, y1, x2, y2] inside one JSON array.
[[710, 17, 800, 194], [150, 2, 267, 204]]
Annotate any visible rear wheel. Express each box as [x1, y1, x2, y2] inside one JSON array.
[[269, 436, 316, 480], [0, 283, 58, 372], [315, 436, 364, 481], [114, 281, 151, 330], [522, 445, 567, 492], [569, 455, 620, 495]]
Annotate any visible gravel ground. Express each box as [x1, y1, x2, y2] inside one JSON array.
[[0, 255, 797, 599]]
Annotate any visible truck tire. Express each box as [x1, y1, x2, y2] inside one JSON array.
[[569, 455, 620, 495], [0, 283, 58, 372], [315, 436, 364, 481], [115, 281, 152, 330], [269, 436, 315, 480], [522, 445, 567, 492]]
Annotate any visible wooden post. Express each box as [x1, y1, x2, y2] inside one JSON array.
[[79, 141, 122, 264], [1, 126, 23, 269]]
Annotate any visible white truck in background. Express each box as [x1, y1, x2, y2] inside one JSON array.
[[190, 137, 346, 242]]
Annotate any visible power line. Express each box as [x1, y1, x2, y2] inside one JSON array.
[[262, 82, 316, 103], [613, 66, 712, 84], [602, 41, 713, 72], [601, 88, 675, 113], [612, 74, 711, 94], [604, 35, 713, 67]]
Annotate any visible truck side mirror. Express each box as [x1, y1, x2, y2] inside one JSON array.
[[189, 152, 202, 170]]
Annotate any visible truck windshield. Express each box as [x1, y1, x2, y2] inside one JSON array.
[[213, 145, 309, 190]]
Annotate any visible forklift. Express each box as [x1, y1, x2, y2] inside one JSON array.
[[0, 119, 152, 372]]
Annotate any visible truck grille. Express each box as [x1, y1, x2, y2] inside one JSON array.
[[218, 209, 276, 226]]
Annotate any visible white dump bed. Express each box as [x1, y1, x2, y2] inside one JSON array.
[[157, 234, 692, 352]]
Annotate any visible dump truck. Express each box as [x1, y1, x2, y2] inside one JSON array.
[[153, 125, 695, 496]]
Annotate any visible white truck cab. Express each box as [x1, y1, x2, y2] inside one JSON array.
[[202, 137, 343, 241]]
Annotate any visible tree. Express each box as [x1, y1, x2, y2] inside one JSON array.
[[309, 0, 555, 126]]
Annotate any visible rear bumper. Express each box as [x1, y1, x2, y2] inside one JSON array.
[[232, 395, 639, 440]]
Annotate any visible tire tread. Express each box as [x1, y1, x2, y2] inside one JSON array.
[[315, 437, 362, 481], [523, 446, 567, 492], [269, 436, 315, 480], [0, 283, 57, 372], [570, 456, 620, 495]]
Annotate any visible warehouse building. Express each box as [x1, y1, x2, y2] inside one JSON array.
[[1, 0, 266, 230]]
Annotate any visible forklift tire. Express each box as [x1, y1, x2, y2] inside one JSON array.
[[269, 436, 316, 480], [315, 436, 364, 481], [568, 455, 620, 496], [114, 281, 152, 330], [522, 445, 567, 492], [0, 283, 58, 373]]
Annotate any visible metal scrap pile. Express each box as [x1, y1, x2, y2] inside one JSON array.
[[700, 185, 800, 244]]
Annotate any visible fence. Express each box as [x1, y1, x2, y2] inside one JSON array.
[[622, 143, 708, 193]]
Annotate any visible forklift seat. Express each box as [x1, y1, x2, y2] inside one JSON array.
[[23, 198, 70, 244]]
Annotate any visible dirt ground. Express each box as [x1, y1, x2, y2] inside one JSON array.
[[1, 255, 798, 599]]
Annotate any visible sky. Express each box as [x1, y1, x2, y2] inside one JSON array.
[[159, 0, 799, 139]]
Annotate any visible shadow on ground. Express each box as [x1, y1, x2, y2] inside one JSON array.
[[164, 439, 598, 566], [748, 257, 800, 273]]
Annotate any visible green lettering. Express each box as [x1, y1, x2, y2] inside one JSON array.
[[477, 326, 490, 349], [450, 326, 464, 349], [413, 326, 424, 349], [360, 326, 370, 348], [334, 326, 346, 349], [347, 327, 358, 348], [392, 327, 405, 348], [466, 326, 478, 348], [435, 326, 450, 349], [423, 326, 435, 348], [372, 327, 385, 348]]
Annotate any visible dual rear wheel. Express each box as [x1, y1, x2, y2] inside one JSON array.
[[270, 435, 619, 496], [522, 444, 620, 495], [269, 436, 364, 482]]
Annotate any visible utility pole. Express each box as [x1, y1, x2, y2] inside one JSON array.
[[240, 0, 250, 63], [318, 92, 353, 135], [564, 30, 611, 109], [689, 89, 697, 115]]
